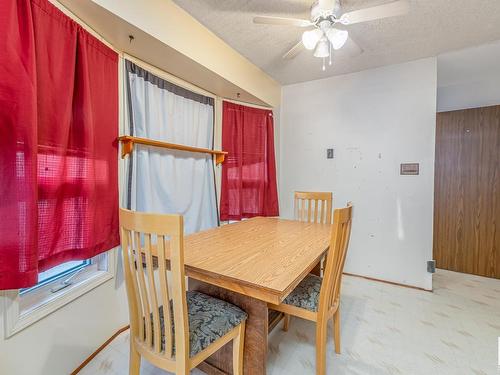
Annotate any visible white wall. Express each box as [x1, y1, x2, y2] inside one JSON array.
[[280, 58, 437, 290], [0, 252, 129, 375], [437, 41, 500, 112]]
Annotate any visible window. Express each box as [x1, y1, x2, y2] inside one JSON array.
[[3, 251, 115, 338], [20, 259, 91, 295], [1, 0, 119, 338]]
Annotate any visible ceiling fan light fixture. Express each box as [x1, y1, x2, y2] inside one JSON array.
[[313, 38, 330, 58], [302, 29, 323, 50], [326, 28, 349, 50]]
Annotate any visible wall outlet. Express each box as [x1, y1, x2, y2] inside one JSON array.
[[327, 148, 334, 159], [427, 260, 436, 273]]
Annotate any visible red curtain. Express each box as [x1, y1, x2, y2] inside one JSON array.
[[0, 0, 119, 290], [220, 101, 279, 221], [0, 0, 38, 289]]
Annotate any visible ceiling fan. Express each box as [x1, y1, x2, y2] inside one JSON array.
[[253, 0, 410, 70]]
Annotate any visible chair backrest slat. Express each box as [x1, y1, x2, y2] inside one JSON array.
[[318, 204, 353, 317], [135, 231, 152, 347], [144, 233, 161, 353], [294, 191, 333, 225], [121, 229, 141, 339], [325, 199, 333, 224], [320, 199, 325, 224], [120, 209, 188, 363], [170, 232, 190, 371], [129, 231, 145, 341], [157, 234, 173, 356]]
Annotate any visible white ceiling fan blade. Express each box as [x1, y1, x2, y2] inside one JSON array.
[[340, 0, 410, 25], [253, 16, 312, 27], [282, 40, 305, 60], [318, 0, 335, 10]]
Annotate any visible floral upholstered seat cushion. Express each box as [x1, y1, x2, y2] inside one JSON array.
[[283, 273, 323, 312], [158, 291, 247, 357]]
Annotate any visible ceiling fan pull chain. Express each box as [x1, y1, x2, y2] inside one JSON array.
[[329, 43, 332, 66]]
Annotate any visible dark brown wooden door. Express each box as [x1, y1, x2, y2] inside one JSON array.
[[433, 105, 500, 279]]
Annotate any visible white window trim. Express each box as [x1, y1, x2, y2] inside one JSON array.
[[3, 248, 116, 338]]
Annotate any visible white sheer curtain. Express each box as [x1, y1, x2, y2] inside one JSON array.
[[125, 60, 218, 234]]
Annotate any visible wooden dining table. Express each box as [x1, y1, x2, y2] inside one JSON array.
[[152, 216, 331, 375]]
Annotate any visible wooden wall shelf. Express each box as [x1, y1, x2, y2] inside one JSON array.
[[118, 135, 227, 165]]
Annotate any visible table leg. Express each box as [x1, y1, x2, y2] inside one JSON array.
[[189, 279, 268, 375]]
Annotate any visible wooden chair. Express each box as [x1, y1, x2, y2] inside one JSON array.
[[119, 209, 247, 375], [284, 191, 333, 330], [294, 191, 333, 225], [268, 204, 353, 375]]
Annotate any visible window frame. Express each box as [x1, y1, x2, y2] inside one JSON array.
[[2, 249, 116, 338], [20, 259, 91, 295]]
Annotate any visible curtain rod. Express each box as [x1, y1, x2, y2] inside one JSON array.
[[221, 97, 274, 111]]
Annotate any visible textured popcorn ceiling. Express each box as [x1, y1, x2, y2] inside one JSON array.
[[173, 0, 500, 85]]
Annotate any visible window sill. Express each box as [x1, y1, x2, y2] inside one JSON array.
[[3, 251, 115, 338]]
